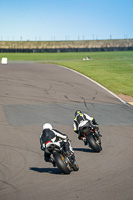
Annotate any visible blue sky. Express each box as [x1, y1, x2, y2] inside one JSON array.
[[0, 0, 133, 41]]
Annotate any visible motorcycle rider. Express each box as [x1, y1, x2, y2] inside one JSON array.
[[40, 123, 74, 167], [73, 110, 101, 145]]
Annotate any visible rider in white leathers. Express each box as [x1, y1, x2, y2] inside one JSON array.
[[40, 123, 74, 166]]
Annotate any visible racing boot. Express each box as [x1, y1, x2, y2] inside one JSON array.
[[94, 129, 102, 138], [49, 157, 56, 167], [66, 151, 75, 161], [81, 137, 87, 145]]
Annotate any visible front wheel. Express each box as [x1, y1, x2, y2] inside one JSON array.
[[87, 135, 102, 152], [53, 153, 71, 174]]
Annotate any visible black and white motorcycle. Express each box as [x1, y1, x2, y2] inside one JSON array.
[[46, 140, 79, 174], [78, 120, 102, 152]]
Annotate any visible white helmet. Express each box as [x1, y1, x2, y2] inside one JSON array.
[[43, 123, 52, 130]]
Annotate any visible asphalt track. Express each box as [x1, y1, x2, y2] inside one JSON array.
[[0, 62, 133, 200]]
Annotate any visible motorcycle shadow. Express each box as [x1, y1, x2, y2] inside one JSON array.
[[29, 167, 62, 175], [73, 147, 95, 153]]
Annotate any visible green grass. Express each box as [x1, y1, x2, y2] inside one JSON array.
[[0, 51, 133, 97], [0, 52, 89, 61]]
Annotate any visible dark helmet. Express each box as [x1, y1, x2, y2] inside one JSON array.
[[75, 110, 82, 117]]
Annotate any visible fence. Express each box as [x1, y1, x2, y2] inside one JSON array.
[[0, 46, 133, 53]]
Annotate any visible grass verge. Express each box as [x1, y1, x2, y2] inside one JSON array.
[[0, 51, 133, 97]]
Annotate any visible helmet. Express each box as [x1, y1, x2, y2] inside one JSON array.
[[75, 110, 82, 117], [43, 123, 52, 130]]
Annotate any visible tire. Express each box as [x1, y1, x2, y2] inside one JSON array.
[[53, 153, 71, 174], [87, 135, 102, 152]]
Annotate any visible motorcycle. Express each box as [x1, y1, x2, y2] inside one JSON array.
[[79, 120, 102, 152], [47, 142, 79, 174]]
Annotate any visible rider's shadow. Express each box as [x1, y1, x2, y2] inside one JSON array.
[[73, 148, 95, 153], [29, 167, 63, 175]]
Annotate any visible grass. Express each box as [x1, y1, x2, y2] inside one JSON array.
[[0, 51, 133, 97]]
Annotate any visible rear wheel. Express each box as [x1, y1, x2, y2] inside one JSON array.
[[87, 135, 102, 152], [54, 153, 71, 174]]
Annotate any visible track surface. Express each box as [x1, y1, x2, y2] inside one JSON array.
[[0, 63, 133, 200]]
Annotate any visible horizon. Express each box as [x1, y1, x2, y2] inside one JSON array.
[[0, 38, 133, 42]]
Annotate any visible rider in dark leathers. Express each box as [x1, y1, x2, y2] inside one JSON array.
[[40, 123, 74, 166]]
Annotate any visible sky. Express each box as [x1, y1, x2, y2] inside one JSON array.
[[0, 0, 133, 41]]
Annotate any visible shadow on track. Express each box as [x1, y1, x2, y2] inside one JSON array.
[[73, 148, 95, 153], [29, 167, 63, 175]]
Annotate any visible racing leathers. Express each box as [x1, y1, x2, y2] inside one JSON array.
[[73, 112, 99, 144], [40, 128, 74, 166]]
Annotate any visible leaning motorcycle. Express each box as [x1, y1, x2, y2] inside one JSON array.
[[79, 120, 102, 152], [47, 143, 79, 174]]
